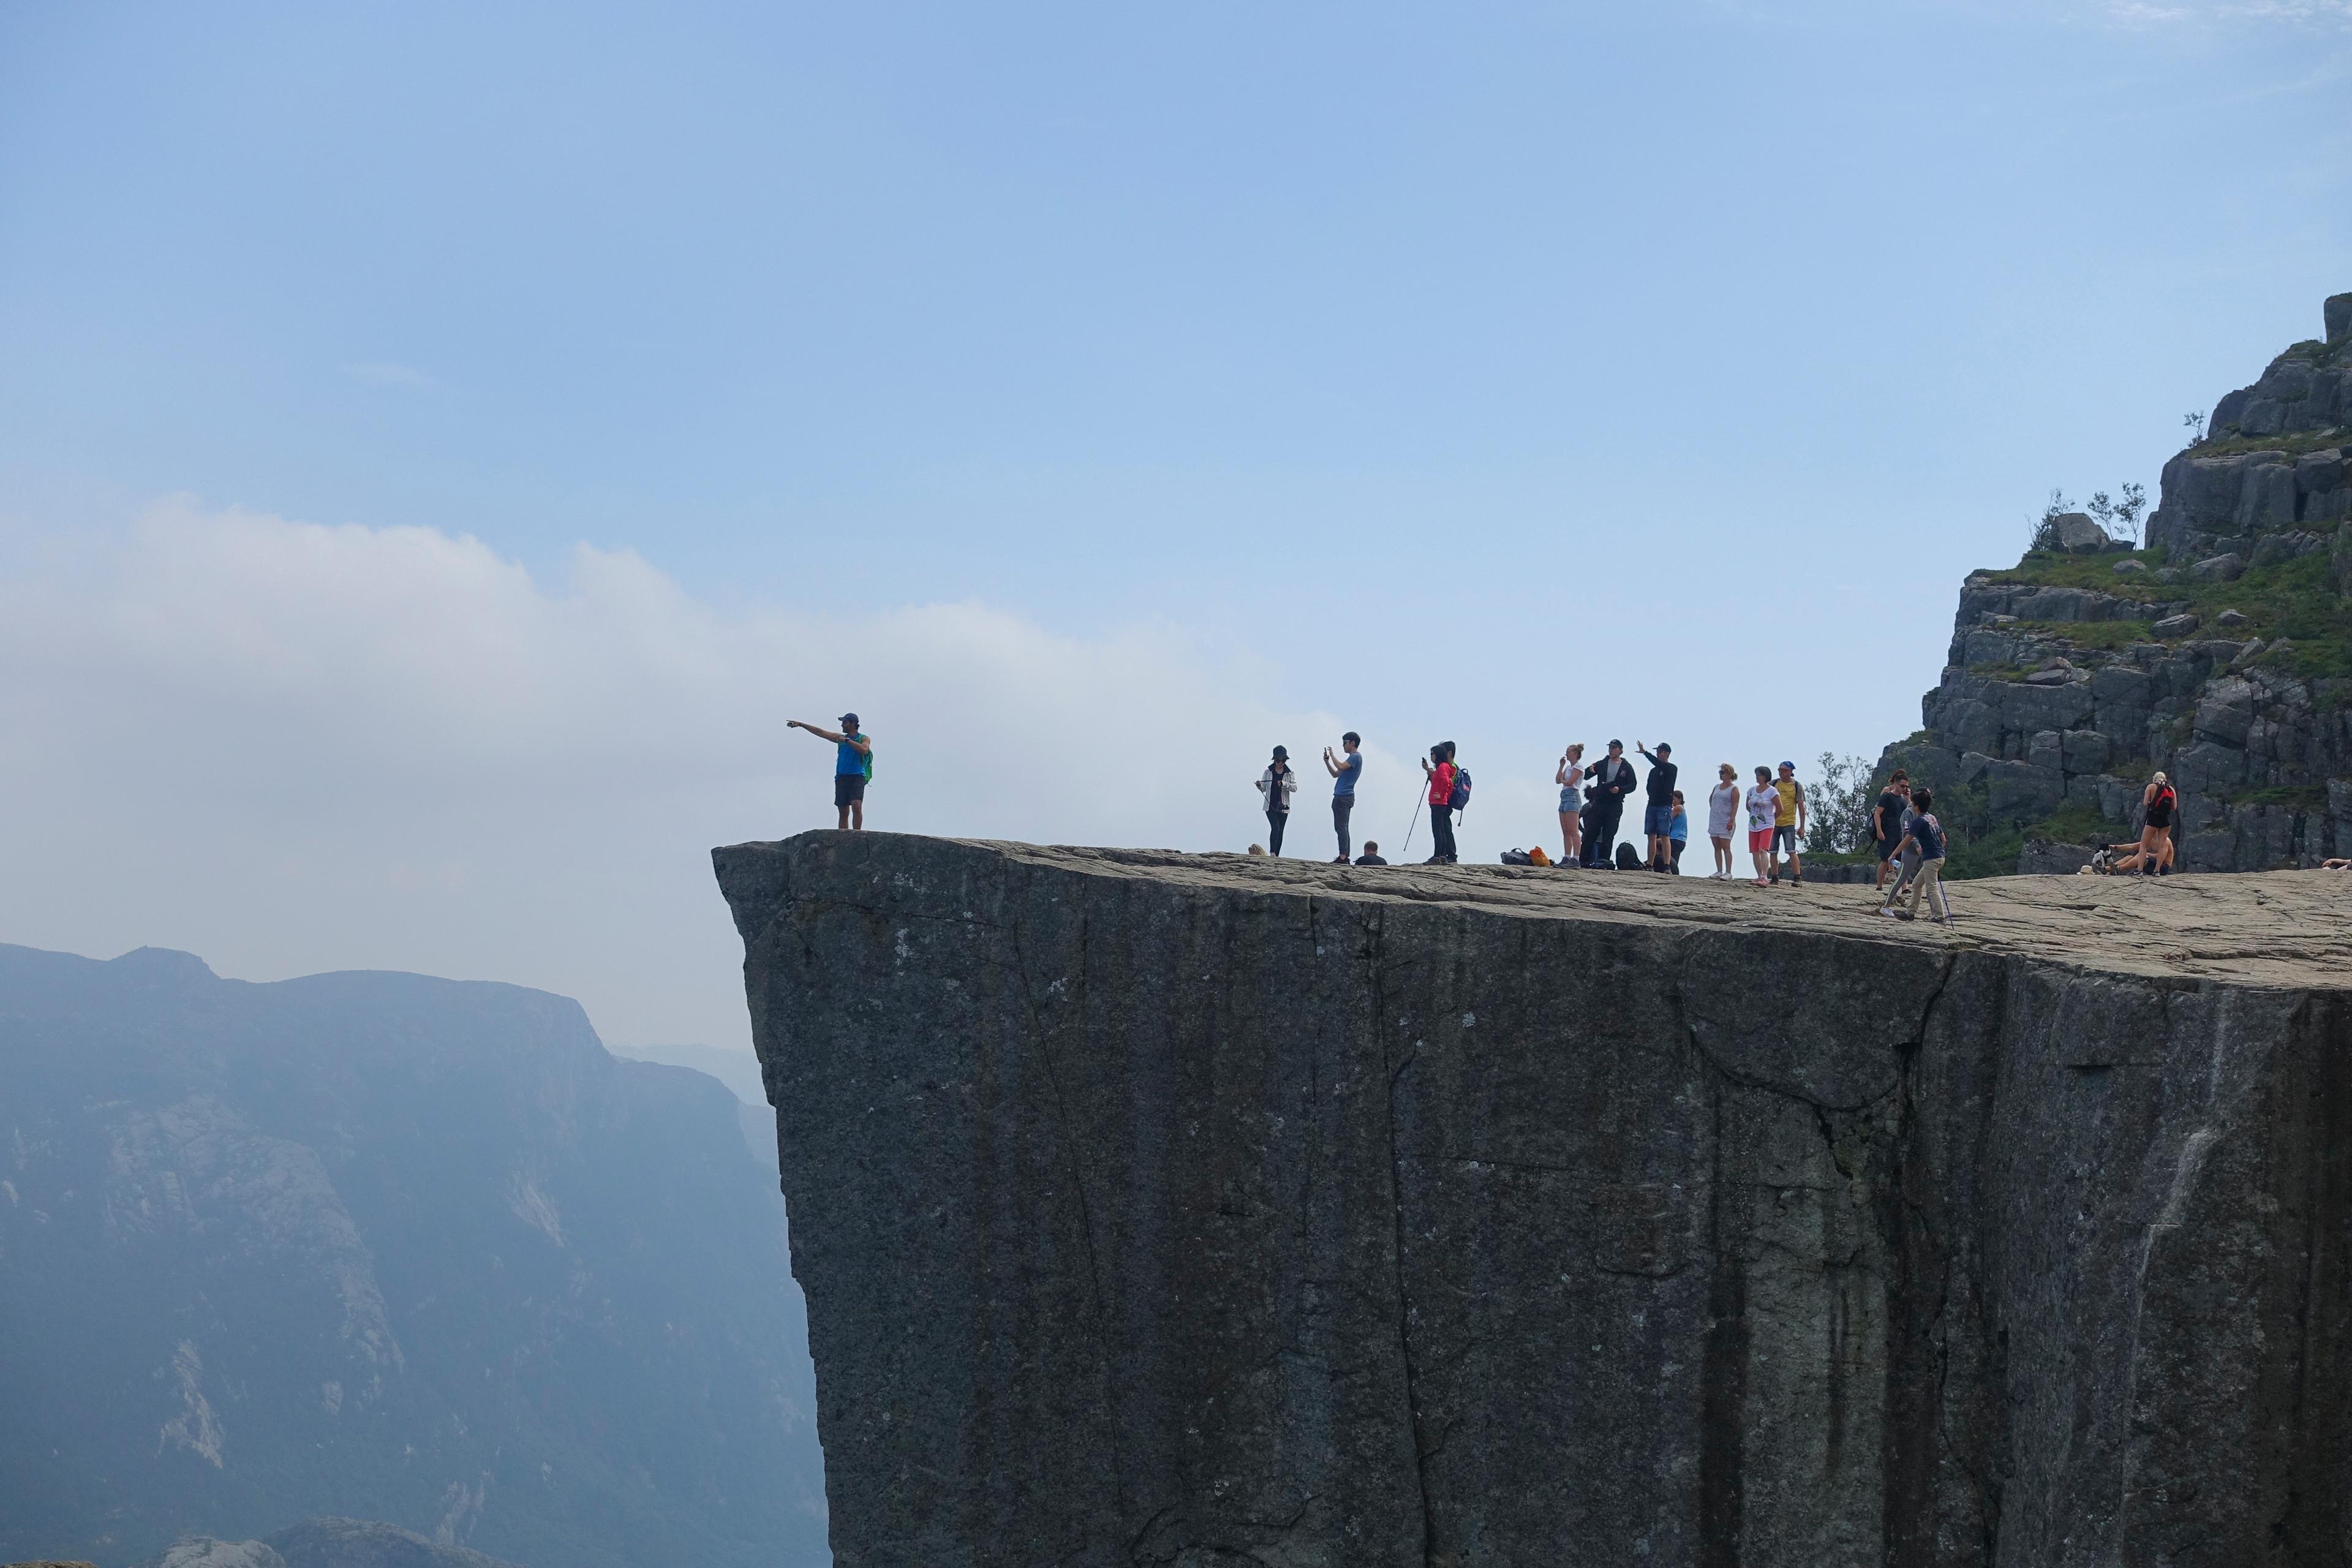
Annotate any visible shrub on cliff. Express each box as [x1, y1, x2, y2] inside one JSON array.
[[1801, 751, 1877, 857]]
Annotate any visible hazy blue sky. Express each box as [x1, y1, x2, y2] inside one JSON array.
[[2, 1, 2346, 1048]]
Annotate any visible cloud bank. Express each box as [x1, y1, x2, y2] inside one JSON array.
[[0, 499, 1417, 1048]]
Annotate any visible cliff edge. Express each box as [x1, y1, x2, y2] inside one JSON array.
[[717, 832, 2352, 1567]]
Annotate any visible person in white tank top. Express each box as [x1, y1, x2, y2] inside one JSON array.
[[1706, 763, 1741, 879]]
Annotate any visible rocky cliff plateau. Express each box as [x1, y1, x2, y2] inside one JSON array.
[[717, 831, 2352, 1567], [1877, 290, 2352, 875]]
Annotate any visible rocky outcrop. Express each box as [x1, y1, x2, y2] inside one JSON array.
[[0, 946, 827, 1568], [717, 832, 2352, 1568], [1880, 290, 2352, 872]]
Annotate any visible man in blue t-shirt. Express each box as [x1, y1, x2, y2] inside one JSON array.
[[787, 711, 873, 830], [1322, 731, 1365, 864]]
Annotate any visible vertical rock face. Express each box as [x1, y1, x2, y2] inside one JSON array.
[[717, 833, 2352, 1568]]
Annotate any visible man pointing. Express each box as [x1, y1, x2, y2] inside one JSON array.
[[788, 712, 873, 830]]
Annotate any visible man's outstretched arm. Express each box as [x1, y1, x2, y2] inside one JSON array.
[[788, 721, 846, 744]]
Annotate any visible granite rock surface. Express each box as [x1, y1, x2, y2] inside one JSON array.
[[717, 832, 2352, 1568]]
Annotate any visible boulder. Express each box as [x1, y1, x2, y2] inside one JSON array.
[[2153, 612, 2201, 639], [2215, 608, 2251, 630], [2050, 511, 2110, 552], [2112, 558, 2149, 576], [2173, 739, 2248, 793], [2061, 728, 2111, 775], [2194, 677, 2258, 746], [2328, 292, 2350, 347], [2249, 531, 2325, 568], [2016, 840, 2098, 875], [2090, 665, 2154, 709], [1984, 757, 2066, 820], [2027, 729, 2065, 772], [2296, 448, 2345, 495], [2190, 552, 2247, 584]]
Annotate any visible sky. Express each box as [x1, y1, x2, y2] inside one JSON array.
[[2, 0, 2347, 1051]]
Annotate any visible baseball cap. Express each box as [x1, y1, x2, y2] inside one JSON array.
[[840, 712, 861, 728], [1779, 760, 1795, 771]]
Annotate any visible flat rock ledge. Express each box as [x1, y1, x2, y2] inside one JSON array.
[[717, 832, 2352, 1568]]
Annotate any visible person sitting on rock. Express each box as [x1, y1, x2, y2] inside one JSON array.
[[1354, 840, 1388, 867]]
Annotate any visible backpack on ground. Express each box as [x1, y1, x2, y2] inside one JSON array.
[[1500, 849, 1534, 865], [1614, 843, 1643, 871], [1447, 767, 1472, 812]]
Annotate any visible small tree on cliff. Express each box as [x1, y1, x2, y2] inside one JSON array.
[[2087, 483, 2147, 546], [1802, 752, 1876, 856], [2029, 489, 2074, 553]]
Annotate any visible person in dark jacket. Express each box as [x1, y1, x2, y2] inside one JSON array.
[[1255, 746, 1297, 855], [1635, 741, 1678, 872], [1581, 740, 1636, 867]]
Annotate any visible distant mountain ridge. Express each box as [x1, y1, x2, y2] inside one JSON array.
[[0, 944, 827, 1567], [134, 1515, 522, 1568]]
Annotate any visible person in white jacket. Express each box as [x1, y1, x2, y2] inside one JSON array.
[[1256, 746, 1299, 856]]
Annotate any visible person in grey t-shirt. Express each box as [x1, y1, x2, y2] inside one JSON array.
[[1324, 732, 1364, 863]]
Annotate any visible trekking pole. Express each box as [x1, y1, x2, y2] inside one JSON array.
[[1398, 790, 1421, 859]]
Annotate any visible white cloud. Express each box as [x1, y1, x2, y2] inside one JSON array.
[[0, 499, 1419, 1049], [344, 361, 435, 388]]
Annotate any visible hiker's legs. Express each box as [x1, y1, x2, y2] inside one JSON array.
[[835, 774, 865, 831], [1267, 812, 1287, 856], [837, 804, 852, 830], [1333, 797, 1353, 861], [1591, 806, 1619, 866], [1559, 810, 1579, 864], [1918, 858, 1950, 919], [1430, 804, 1457, 861], [1670, 839, 1684, 873], [850, 799, 863, 829], [1882, 846, 1919, 907]]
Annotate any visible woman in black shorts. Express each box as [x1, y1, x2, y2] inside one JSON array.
[[2111, 771, 2176, 875]]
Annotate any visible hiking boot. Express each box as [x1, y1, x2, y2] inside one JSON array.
[[1331, 856, 1349, 864]]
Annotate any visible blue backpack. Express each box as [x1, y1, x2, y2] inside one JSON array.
[[1447, 767, 1472, 813]]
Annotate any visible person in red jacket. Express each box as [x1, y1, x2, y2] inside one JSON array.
[[1420, 742, 1458, 865]]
